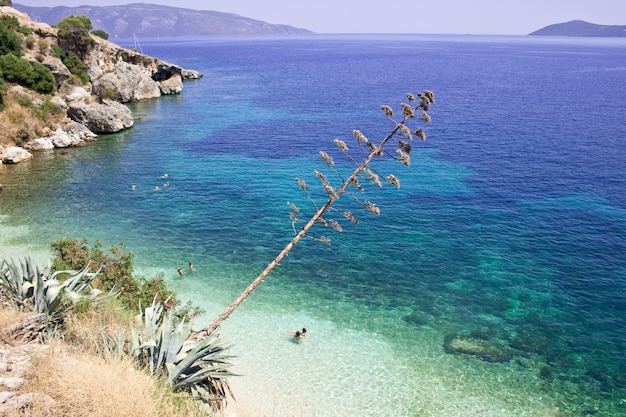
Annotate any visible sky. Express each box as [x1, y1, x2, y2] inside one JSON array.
[[13, 1, 626, 35]]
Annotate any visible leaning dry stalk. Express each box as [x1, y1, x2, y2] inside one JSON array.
[[192, 91, 434, 339]]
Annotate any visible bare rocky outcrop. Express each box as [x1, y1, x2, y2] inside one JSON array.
[[158, 73, 183, 95], [68, 100, 134, 134], [92, 62, 161, 103], [24, 123, 98, 150]]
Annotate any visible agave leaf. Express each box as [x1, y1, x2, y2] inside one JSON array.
[[155, 313, 173, 372], [170, 336, 232, 382], [172, 366, 235, 388], [21, 281, 35, 299]]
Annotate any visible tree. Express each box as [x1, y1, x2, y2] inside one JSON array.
[[56, 14, 95, 58], [192, 90, 435, 339], [0, 1, 12, 7]]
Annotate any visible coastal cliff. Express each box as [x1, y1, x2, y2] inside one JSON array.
[[0, 6, 201, 165]]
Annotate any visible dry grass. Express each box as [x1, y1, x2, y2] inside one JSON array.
[[0, 88, 68, 146], [0, 301, 210, 417], [0, 307, 31, 344], [25, 342, 206, 417], [60, 299, 135, 356]]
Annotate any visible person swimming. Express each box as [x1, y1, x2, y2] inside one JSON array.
[[288, 327, 307, 341]]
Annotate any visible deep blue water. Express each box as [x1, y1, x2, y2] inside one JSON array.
[[1, 35, 626, 416]]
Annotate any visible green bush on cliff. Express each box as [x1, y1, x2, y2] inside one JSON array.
[[51, 44, 90, 84], [91, 29, 109, 40], [0, 53, 55, 94], [0, 16, 21, 56]]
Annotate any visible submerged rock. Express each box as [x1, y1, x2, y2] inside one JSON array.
[[443, 333, 513, 363]]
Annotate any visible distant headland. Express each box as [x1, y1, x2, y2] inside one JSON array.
[[13, 2, 313, 38], [529, 20, 626, 37]]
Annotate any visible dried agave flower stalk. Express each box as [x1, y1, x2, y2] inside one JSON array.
[[194, 90, 435, 339]]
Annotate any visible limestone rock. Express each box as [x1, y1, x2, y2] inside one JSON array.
[[92, 62, 161, 102], [23, 137, 54, 151], [181, 69, 202, 80], [1, 147, 33, 164], [443, 333, 513, 363], [66, 87, 91, 102], [68, 100, 134, 133], [39, 55, 72, 88], [50, 96, 68, 109], [158, 74, 183, 95]]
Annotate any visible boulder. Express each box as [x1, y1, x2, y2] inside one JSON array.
[[2, 147, 33, 164], [181, 69, 202, 80], [26, 122, 97, 150], [39, 56, 72, 88], [92, 62, 161, 102], [23, 137, 54, 151], [68, 100, 134, 133], [158, 74, 183, 95], [66, 87, 91, 102], [50, 96, 67, 109]]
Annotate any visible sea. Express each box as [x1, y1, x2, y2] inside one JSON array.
[[1, 34, 625, 417]]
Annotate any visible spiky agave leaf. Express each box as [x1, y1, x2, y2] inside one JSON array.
[[131, 298, 234, 411]]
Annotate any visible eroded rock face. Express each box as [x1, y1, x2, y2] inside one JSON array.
[[1, 147, 33, 164], [68, 100, 134, 133], [158, 73, 183, 95], [92, 62, 161, 102]]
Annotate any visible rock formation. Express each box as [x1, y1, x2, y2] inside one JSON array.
[[0, 6, 202, 164]]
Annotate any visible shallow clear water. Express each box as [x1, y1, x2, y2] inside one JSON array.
[[1, 34, 626, 416]]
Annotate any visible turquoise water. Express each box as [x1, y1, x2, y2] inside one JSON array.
[[1, 35, 626, 416]]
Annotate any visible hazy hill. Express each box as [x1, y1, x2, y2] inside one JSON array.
[[13, 2, 313, 38], [529, 20, 626, 37]]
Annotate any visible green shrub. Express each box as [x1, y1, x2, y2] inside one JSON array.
[[62, 51, 90, 84], [0, 17, 21, 56], [37, 39, 48, 54], [50, 238, 201, 317], [32, 100, 63, 121], [50, 44, 90, 85], [0, 53, 55, 94], [91, 29, 109, 40], [0, 15, 20, 32], [24, 34, 35, 49]]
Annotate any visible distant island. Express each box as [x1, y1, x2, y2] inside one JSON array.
[[13, 2, 313, 38], [529, 20, 626, 37]]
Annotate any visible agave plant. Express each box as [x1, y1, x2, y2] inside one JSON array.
[[131, 297, 235, 412], [0, 256, 104, 316]]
